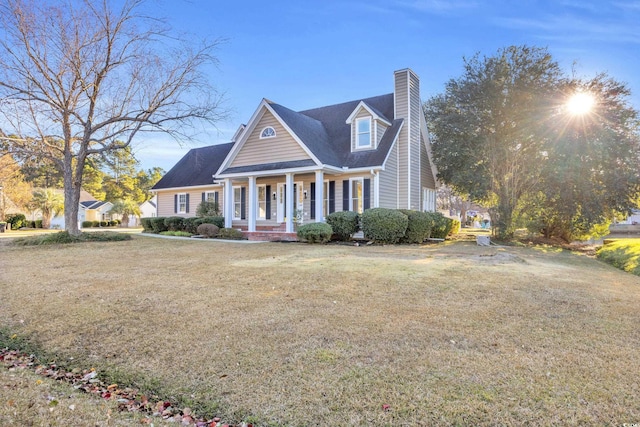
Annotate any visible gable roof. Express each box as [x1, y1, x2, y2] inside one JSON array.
[[269, 93, 397, 170], [153, 142, 234, 189]]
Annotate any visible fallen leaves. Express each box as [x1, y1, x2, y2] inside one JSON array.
[[1, 347, 251, 426]]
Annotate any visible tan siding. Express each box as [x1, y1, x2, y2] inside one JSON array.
[[379, 142, 398, 208], [155, 187, 223, 218], [231, 111, 311, 167]]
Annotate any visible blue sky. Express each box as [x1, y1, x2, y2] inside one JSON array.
[[134, 0, 640, 171]]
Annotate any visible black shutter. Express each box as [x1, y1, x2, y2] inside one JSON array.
[[185, 193, 190, 213], [240, 187, 246, 220], [214, 191, 219, 205], [310, 182, 316, 220], [201, 192, 205, 202], [342, 180, 350, 211], [363, 179, 371, 210], [265, 185, 271, 220], [174, 194, 178, 213], [329, 181, 335, 214]]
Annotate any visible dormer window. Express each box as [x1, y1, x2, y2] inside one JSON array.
[[356, 117, 371, 148], [260, 126, 276, 139]]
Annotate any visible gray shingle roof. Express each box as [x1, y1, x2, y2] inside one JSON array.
[[222, 159, 316, 175], [152, 142, 234, 189]]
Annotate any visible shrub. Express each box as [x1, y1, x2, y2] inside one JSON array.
[[29, 221, 35, 228], [92, 220, 100, 227], [198, 216, 225, 229], [164, 216, 184, 231], [140, 217, 154, 232], [196, 200, 220, 217], [35, 219, 43, 228], [399, 210, 433, 244], [99, 221, 108, 227], [326, 211, 359, 241], [217, 228, 244, 240], [197, 223, 219, 238], [427, 212, 454, 239], [82, 221, 93, 228], [150, 217, 168, 233], [361, 208, 408, 244], [12, 231, 131, 246], [6, 213, 26, 230], [297, 222, 333, 243], [182, 217, 200, 234], [450, 218, 461, 235]]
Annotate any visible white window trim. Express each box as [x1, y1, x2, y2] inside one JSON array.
[[257, 184, 267, 220], [232, 186, 242, 220], [178, 193, 187, 214], [260, 126, 276, 139], [355, 117, 372, 149], [350, 177, 364, 213]]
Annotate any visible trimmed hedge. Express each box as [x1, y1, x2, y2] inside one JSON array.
[[197, 223, 219, 238], [297, 222, 333, 244], [150, 217, 168, 233], [427, 212, 455, 239], [361, 208, 408, 244], [217, 228, 244, 240], [164, 216, 184, 231], [140, 217, 154, 232], [399, 210, 433, 243], [326, 211, 359, 241], [197, 216, 225, 229], [182, 217, 200, 234]]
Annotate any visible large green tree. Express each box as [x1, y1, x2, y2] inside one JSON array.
[[426, 46, 562, 238], [0, 0, 225, 235], [30, 188, 63, 229], [526, 74, 640, 241]]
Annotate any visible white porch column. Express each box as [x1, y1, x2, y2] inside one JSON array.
[[373, 171, 380, 208], [285, 172, 294, 233], [224, 178, 233, 228], [315, 170, 324, 222], [248, 176, 256, 232]]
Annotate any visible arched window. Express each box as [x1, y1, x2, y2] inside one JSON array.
[[260, 126, 276, 138]]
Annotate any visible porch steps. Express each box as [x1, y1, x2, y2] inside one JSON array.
[[242, 231, 298, 242]]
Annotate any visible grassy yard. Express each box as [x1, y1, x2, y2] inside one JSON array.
[[1, 235, 639, 426]]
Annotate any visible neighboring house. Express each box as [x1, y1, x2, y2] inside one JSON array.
[[152, 69, 437, 235], [50, 191, 113, 229], [128, 196, 157, 227]]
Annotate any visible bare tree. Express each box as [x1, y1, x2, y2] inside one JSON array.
[[0, 0, 225, 234]]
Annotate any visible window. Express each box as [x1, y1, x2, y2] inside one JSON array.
[[205, 191, 217, 202], [257, 185, 267, 220], [356, 117, 371, 148], [178, 193, 187, 214], [260, 126, 276, 139], [233, 187, 242, 220], [350, 178, 363, 214]]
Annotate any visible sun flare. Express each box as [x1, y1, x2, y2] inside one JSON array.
[[567, 92, 595, 116]]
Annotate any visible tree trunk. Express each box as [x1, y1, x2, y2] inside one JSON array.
[[63, 152, 82, 236], [122, 213, 129, 227]]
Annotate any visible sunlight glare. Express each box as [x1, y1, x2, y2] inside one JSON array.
[[567, 92, 595, 116]]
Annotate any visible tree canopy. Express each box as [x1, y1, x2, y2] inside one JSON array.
[[0, 0, 226, 234], [426, 45, 640, 240]]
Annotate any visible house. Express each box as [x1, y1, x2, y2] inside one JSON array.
[[152, 69, 437, 238], [128, 196, 157, 227], [50, 190, 113, 229]]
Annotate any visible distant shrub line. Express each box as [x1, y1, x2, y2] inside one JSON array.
[[82, 220, 120, 228]]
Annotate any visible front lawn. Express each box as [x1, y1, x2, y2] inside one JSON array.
[[1, 236, 639, 425]]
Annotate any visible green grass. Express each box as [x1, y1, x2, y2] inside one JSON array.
[[596, 238, 640, 275]]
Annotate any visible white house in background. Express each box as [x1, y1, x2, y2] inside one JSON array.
[[50, 190, 113, 229], [128, 196, 157, 227]]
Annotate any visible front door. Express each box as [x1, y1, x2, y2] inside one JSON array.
[[276, 182, 303, 223]]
